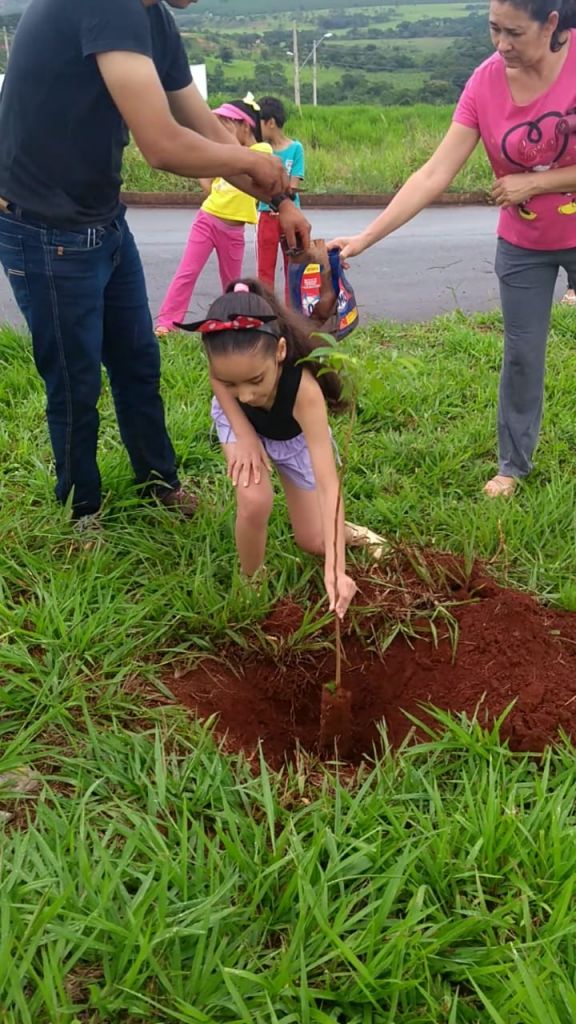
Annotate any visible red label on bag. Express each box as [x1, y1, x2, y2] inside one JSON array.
[[300, 263, 322, 317]]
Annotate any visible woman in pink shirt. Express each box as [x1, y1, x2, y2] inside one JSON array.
[[331, 0, 576, 498]]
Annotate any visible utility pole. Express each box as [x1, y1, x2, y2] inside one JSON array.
[[309, 33, 331, 107], [292, 23, 301, 110]]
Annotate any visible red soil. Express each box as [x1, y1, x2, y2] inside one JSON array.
[[166, 551, 576, 766]]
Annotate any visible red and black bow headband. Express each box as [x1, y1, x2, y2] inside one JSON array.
[[173, 314, 280, 337]]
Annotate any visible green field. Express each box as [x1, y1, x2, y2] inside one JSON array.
[[185, 0, 489, 108], [328, 35, 456, 50], [122, 104, 491, 195], [204, 56, 430, 91], [186, 0, 482, 14], [209, 3, 477, 31], [3, 303, 576, 1020], [303, 67, 429, 88], [382, 1, 480, 19]]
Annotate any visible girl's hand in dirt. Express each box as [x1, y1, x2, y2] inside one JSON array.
[[325, 572, 358, 620], [228, 439, 271, 487], [327, 233, 368, 265], [491, 173, 537, 207]]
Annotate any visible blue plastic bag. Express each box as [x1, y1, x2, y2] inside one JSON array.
[[287, 242, 359, 340]]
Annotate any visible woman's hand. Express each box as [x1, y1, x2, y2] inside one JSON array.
[[325, 571, 358, 620], [327, 232, 369, 262], [227, 438, 271, 488], [492, 173, 538, 207], [327, 232, 369, 263]]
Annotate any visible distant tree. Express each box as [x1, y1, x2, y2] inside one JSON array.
[[209, 61, 226, 93], [253, 61, 288, 93], [183, 36, 208, 63], [424, 78, 458, 103]]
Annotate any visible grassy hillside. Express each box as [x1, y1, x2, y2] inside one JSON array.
[[196, 0, 472, 11], [122, 102, 491, 194], [2, 1, 491, 106], [177, 1, 490, 107]]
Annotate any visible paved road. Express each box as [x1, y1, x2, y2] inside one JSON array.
[[0, 205, 571, 327]]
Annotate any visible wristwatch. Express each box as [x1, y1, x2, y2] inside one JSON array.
[[269, 192, 293, 213]]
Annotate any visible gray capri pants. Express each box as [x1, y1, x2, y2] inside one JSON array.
[[495, 238, 576, 478]]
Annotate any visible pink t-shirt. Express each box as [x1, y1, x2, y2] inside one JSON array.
[[454, 31, 576, 250]]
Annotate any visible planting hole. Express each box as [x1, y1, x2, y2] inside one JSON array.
[[165, 551, 576, 767]]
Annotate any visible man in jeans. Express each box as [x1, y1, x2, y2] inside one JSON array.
[[0, 0, 309, 523]]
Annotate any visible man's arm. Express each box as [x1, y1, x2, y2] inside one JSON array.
[[167, 82, 283, 202], [96, 51, 287, 197], [168, 82, 239, 145], [166, 80, 311, 249]]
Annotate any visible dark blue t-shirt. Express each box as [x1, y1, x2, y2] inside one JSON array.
[[0, 0, 192, 227]]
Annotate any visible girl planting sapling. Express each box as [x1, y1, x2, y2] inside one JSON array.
[[179, 279, 385, 619]]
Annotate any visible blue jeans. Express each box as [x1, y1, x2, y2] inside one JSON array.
[[0, 206, 179, 516]]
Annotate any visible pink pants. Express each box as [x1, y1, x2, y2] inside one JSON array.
[[156, 209, 246, 330]]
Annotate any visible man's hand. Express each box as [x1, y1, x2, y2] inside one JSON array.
[[227, 438, 272, 488], [278, 201, 311, 252], [327, 233, 369, 262], [243, 150, 290, 200], [492, 173, 537, 207]]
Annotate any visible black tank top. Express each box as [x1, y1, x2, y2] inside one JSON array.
[[239, 362, 303, 440]]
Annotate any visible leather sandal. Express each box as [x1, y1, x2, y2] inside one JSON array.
[[483, 475, 517, 498]]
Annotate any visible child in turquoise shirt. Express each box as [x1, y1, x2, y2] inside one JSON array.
[[257, 97, 305, 299]]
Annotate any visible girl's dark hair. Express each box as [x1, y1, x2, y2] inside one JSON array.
[[503, 0, 576, 49], [227, 100, 263, 142], [259, 96, 287, 128], [202, 279, 348, 413]]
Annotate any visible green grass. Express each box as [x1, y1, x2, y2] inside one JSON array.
[[3, 305, 576, 1020], [122, 103, 491, 194]]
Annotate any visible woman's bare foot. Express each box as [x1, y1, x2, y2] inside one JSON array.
[[483, 474, 517, 498], [561, 288, 576, 306]]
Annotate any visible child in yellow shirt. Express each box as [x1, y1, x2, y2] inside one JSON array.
[[156, 95, 271, 336]]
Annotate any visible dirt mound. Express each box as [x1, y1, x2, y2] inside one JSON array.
[[166, 551, 576, 766]]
